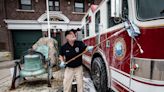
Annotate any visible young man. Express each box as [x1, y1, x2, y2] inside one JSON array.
[[59, 30, 87, 92]]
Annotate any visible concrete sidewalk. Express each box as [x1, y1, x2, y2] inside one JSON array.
[[0, 60, 14, 92], [0, 60, 16, 69], [0, 69, 12, 92], [0, 69, 63, 92], [0, 61, 15, 86], [0, 66, 96, 92]]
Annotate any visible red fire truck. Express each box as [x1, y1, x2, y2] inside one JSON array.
[[81, 0, 164, 92]]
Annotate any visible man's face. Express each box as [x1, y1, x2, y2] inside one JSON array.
[[66, 31, 76, 42]]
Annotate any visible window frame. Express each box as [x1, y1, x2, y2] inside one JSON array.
[[107, 0, 128, 28], [85, 15, 90, 37], [136, 0, 164, 21], [19, 0, 32, 10], [74, 0, 85, 12], [49, 0, 60, 11], [95, 10, 100, 33]]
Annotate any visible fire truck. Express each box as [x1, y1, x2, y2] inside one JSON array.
[[81, 0, 164, 92]]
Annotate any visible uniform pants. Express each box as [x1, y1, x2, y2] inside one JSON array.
[[63, 66, 83, 92]]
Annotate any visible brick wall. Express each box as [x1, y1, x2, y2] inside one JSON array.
[[0, 0, 102, 51], [5, 0, 45, 20], [5, 0, 102, 21], [0, 0, 10, 51]]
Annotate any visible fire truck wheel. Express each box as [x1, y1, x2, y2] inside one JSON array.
[[91, 57, 108, 92]]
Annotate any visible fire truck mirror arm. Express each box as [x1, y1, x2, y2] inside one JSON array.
[[124, 21, 144, 54], [124, 20, 140, 38]]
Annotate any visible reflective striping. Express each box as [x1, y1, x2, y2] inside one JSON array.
[[130, 78, 164, 92], [82, 54, 92, 65], [111, 68, 130, 91], [110, 66, 130, 77], [112, 78, 133, 92], [110, 67, 164, 92]]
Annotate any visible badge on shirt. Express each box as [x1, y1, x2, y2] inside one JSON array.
[[75, 47, 79, 53], [66, 50, 69, 53]]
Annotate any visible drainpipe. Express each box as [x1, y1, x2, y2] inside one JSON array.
[[46, 0, 51, 38]]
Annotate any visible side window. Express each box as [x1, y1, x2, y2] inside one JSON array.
[[86, 24, 89, 37], [85, 15, 90, 37], [95, 10, 100, 33], [81, 26, 85, 38], [107, 0, 128, 28]]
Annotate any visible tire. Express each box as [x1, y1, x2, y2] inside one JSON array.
[[91, 57, 108, 92]]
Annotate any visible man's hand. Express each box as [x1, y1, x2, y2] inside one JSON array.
[[59, 55, 66, 68], [86, 46, 94, 52], [59, 55, 64, 61], [59, 61, 66, 68]]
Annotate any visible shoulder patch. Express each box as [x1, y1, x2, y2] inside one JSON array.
[[75, 47, 79, 53], [66, 50, 70, 53]]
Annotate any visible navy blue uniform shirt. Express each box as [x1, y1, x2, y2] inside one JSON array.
[[60, 41, 87, 68]]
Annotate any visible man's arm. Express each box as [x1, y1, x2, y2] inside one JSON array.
[[80, 41, 87, 52], [59, 55, 65, 62], [59, 46, 66, 68], [80, 41, 94, 52]]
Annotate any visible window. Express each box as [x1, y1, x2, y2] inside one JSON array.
[[86, 24, 89, 37], [85, 15, 90, 37], [74, 0, 84, 12], [49, 0, 60, 11], [19, 0, 32, 10], [107, 0, 128, 28], [95, 11, 100, 33], [107, 1, 116, 27], [88, 0, 95, 4], [136, 0, 164, 20], [81, 26, 85, 38]]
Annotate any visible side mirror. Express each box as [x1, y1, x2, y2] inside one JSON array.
[[124, 21, 140, 38], [124, 21, 143, 54], [111, 0, 122, 18]]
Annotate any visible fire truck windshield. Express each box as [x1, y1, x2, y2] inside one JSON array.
[[136, 0, 164, 20]]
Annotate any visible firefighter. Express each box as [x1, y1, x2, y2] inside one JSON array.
[[59, 30, 87, 92]]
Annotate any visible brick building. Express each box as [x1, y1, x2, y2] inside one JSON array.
[[0, 0, 101, 59]]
